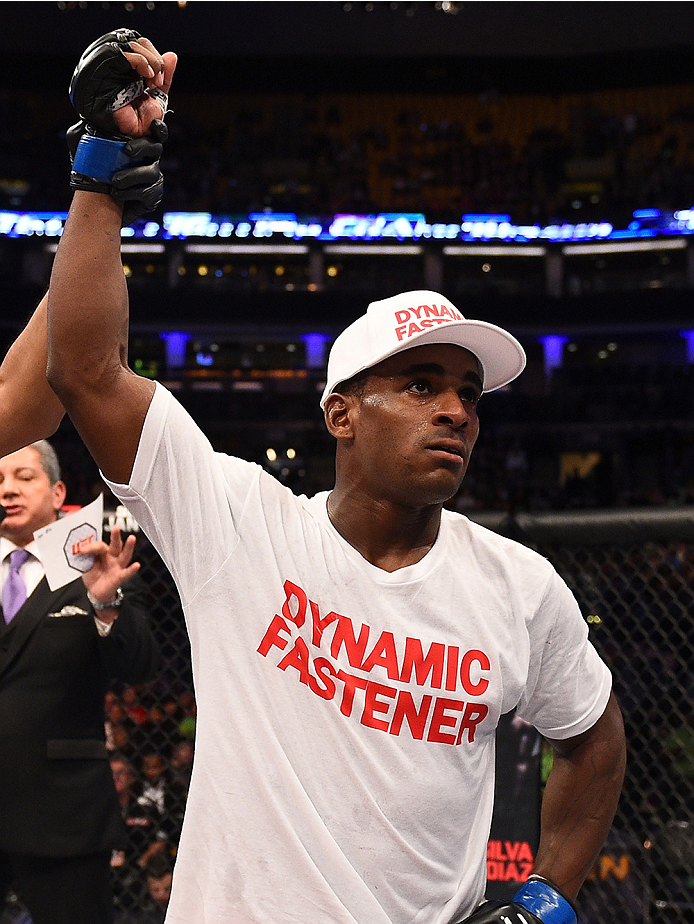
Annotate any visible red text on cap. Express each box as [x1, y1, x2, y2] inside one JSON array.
[[393, 303, 464, 342]]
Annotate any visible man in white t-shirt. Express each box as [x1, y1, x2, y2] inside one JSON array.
[[44, 31, 626, 924]]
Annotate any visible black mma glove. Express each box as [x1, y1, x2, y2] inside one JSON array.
[[69, 28, 169, 138], [67, 29, 169, 224], [455, 876, 577, 924]]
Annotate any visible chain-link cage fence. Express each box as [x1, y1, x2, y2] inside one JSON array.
[[3, 506, 694, 923], [105, 516, 193, 924], [473, 508, 694, 924]]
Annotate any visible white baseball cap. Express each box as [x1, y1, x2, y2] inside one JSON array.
[[320, 290, 526, 407]]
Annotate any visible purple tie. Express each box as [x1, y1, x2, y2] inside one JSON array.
[[3, 548, 31, 624]]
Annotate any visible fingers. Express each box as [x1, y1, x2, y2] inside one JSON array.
[[122, 50, 159, 82], [123, 560, 141, 579], [108, 527, 138, 566], [80, 529, 137, 566], [80, 538, 109, 558], [161, 51, 178, 94], [120, 533, 138, 567], [123, 38, 174, 91], [120, 39, 176, 129]]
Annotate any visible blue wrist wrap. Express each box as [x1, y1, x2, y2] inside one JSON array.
[[512, 878, 577, 924], [71, 134, 134, 183]]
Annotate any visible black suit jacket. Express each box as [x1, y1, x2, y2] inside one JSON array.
[[0, 573, 159, 857]]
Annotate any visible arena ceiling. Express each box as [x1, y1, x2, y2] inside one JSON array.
[[1, 1, 692, 57], [2, 1, 694, 92]]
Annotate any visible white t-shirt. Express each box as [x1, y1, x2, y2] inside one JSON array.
[[106, 383, 611, 924]]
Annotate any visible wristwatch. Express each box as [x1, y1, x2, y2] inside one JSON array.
[[87, 587, 124, 610]]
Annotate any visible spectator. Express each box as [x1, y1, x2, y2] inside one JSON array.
[[141, 701, 182, 755], [142, 853, 174, 922], [121, 685, 149, 727], [105, 700, 137, 757], [136, 751, 187, 849], [115, 852, 174, 924], [169, 740, 194, 793], [110, 755, 167, 916]]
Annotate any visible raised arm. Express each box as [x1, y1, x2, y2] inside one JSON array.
[[46, 32, 177, 484], [47, 190, 154, 484], [0, 293, 65, 456]]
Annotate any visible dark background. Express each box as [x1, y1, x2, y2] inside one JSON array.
[[2, 1, 694, 93]]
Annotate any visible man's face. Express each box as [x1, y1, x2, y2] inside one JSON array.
[[338, 343, 482, 507], [111, 760, 134, 795], [142, 753, 165, 783], [0, 446, 66, 547], [172, 741, 193, 768], [148, 872, 173, 907]]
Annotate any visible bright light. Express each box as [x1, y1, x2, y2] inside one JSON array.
[[681, 330, 694, 363], [539, 335, 568, 376], [185, 243, 308, 254], [323, 245, 422, 255], [266, 448, 277, 462], [444, 245, 546, 256], [160, 332, 189, 369], [563, 238, 687, 255]]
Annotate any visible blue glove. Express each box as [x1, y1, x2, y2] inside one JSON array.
[[66, 119, 167, 226], [456, 876, 577, 924]]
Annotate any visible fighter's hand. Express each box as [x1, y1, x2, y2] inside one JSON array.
[[453, 878, 577, 924], [453, 900, 542, 924], [115, 38, 177, 138], [70, 29, 177, 139], [80, 526, 140, 617]]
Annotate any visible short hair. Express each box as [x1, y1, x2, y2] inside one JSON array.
[[332, 368, 371, 402], [145, 852, 174, 879], [29, 440, 61, 485]]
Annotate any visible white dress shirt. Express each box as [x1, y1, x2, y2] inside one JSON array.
[[0, 535, 115, 635]]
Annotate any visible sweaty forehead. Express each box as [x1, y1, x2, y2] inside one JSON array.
[[369, 343, 483, 382]]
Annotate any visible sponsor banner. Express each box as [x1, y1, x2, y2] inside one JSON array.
[[486, 711, 541, 900]]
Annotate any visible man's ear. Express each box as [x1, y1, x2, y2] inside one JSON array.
[[52, 479, 67, 513], [324, 393, 358, 440]]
